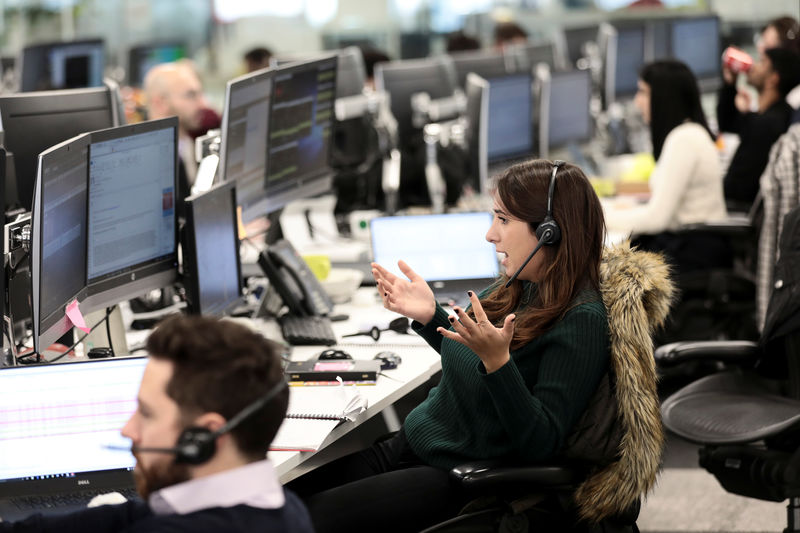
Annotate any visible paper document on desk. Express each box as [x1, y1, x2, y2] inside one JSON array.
[[270, 383, 366, 452]]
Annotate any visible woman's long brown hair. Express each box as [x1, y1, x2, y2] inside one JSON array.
[[474, 159, 606, 350]]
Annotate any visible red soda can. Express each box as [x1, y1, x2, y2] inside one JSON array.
[[722, 46, 753, 73]]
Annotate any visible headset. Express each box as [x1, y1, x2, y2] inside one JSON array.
[[504, 160, 564, 288], [111, 377, 288, 465]]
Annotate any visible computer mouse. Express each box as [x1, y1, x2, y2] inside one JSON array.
[[318, 349, 353, 360], [374, 351, 402, 370]]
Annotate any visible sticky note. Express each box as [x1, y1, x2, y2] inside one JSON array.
[[237, 206, 246, 240], [65, 300, 91, 334]]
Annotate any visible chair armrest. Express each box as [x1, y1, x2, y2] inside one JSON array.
[[450, 460, 584, 494], [655, 340, 759, 367], [677, 215, 752, 238]]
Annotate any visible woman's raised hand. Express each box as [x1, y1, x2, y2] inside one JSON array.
[[437, 291, 515, 373], [372, 260, 436, 325]]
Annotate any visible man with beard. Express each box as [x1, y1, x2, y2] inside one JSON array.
[[1, 315, 313, 533], [717, 46, 800, 208]]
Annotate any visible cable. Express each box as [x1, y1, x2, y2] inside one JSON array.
[[105, 306, 115, 356], [20, 308, 116, 365]]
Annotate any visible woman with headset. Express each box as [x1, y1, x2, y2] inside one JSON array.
[[291, 160, 613, 532], [604, 59, 729, 274]]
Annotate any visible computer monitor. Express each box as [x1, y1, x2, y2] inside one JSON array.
[[538, 67, 593, 157], [0, 85, 118, 211], [648, 18, 672, 61], [218, 68, 273, 223], [487, 74, 533, 164], [82, 117, 179, 313], [271, 47, 366, 99], [30, 133, 90, 355], [263, 56, 338, 213], [670, 15, 721, 91], [603, 23, 647, 106], [510, 41, 560, 72], [19, 39, 105, 92], [465, 73, 489, 195], [127, 41, 187, 88], [183, 182, 242, 316], [563, 25, 600, 68], [374, 56, 458, 142], [449, 50, 511, 89]]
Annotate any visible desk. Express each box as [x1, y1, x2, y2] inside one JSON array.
[[262, 287, 442, 484]]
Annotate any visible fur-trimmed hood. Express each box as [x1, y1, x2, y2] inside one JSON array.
[[574, 241, 674, 523]]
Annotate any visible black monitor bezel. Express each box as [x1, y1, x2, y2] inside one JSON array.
[[19, 38, 106, 93], [0, 86, 116, 212], [262, 55, 338, 214], [82, 117, 179, 314], [668, 14, 722, 90], [219, 67, 274, 223], [486, 72, 535, 165], [31, 135, 91, 355], [182, 181, 242, 316]]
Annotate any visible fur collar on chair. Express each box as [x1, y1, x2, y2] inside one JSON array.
[[574, 241, 674, 523]]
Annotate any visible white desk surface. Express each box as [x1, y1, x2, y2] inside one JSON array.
[[262, 287, 442, 483]]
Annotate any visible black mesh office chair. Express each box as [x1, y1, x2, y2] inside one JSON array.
[[423, 242, 674, 533], [658, 204, 800, 532]]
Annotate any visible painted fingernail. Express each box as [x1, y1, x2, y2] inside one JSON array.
[[384, 292, 388, 297], [467, 291, 473, 297], [448, 316, 455, 322]]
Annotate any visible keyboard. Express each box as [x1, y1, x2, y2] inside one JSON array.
[[11, 487, 139, 511], [280, 315, 337, 346]]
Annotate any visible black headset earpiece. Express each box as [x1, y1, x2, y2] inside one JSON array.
[[504, 160, 566, 288], [535, 160, 564, 246], [174, 427, 217, 465], [122, 378, 289, 466]]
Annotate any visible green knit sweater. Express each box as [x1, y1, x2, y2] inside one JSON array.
[[405, 289, 610, 470]]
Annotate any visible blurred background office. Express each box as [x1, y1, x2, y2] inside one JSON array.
[[0, 0, 793, 109]]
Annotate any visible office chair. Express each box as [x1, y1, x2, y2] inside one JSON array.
[[423, 242, 674, 533], [634, 210, 759, 349], [658, 203, 800, 532]]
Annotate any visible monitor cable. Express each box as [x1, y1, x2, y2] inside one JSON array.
[[18, 305, 116, 364]]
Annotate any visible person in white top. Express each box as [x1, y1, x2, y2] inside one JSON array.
[[605, 60, 729, 274]]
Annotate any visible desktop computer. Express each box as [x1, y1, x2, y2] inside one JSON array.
[[19, 39, 105, 92]]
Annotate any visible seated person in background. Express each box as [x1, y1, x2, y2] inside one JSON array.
[[359, 47, 390, 90], [0, 315, 312, 533], [756, 16, 800, 118], [493, 21, 528, 50], [144, 61, 208, 214], [717, 47, 800, 208], [606, 60, 729, 274], [244, 46, 273, 73], [290, 160, 614, 532], [174, 58, 222, 141], [446, 30, 481, 53]]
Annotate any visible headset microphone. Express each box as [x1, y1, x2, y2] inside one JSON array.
[[504, 160, 564, 289], [106, 378, 288, 466]]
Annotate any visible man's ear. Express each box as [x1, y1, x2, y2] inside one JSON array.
[[190, 412, 226, 433]]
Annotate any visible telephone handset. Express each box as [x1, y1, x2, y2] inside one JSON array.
[[257, 239, 334, 317]]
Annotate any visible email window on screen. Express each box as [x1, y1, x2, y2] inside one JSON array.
[[87, 128, 175, 281]]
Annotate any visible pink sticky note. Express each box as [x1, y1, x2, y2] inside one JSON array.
[[65, 300, 91, 334]]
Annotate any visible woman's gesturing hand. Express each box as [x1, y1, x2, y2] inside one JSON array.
[[437, 291, 515, 373], [372, 260, 436, 325]]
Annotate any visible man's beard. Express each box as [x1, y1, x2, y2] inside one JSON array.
[[132, 451, 191, 500]]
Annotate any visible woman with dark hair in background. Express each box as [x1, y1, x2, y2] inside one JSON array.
[[605, 59, 729, 274]]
